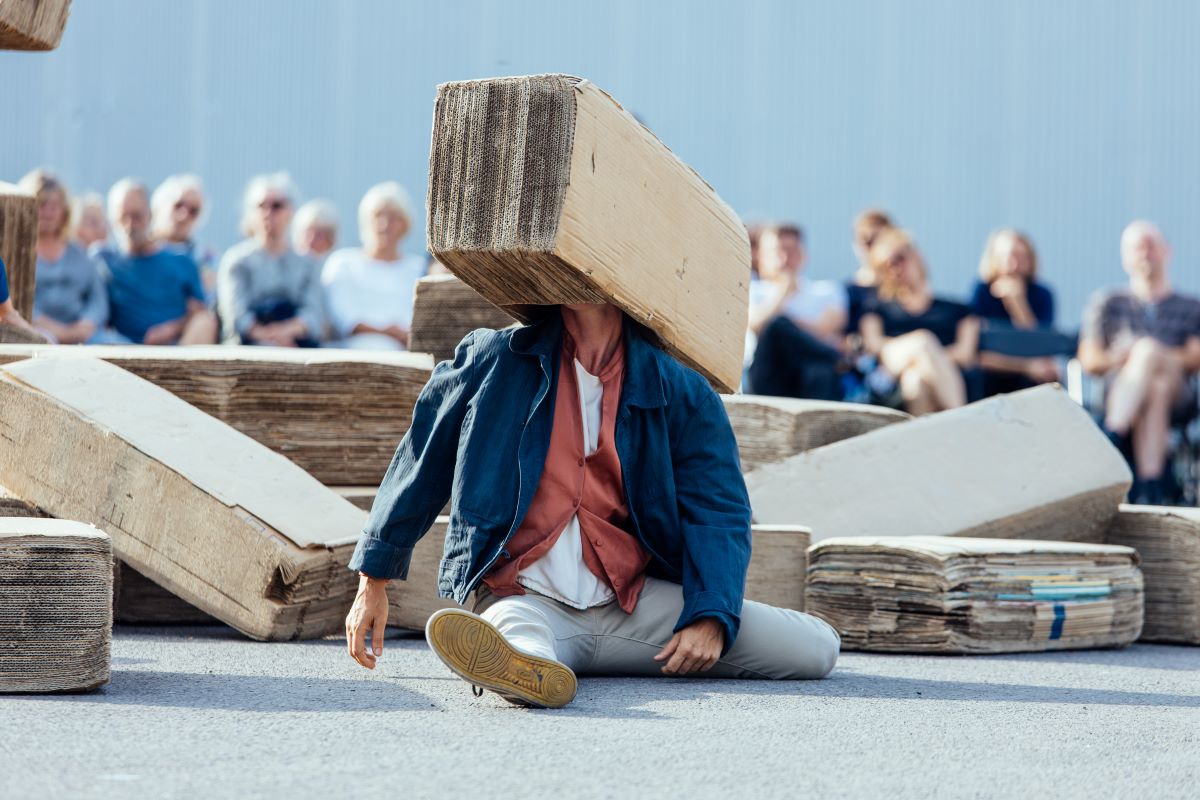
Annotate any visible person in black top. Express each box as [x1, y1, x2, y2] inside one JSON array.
[[858, 228, 979, 415]]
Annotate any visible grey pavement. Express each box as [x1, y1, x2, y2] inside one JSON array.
[[2, 625, 1198, 799]]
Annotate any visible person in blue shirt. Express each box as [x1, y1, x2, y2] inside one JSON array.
[[94, 179, 218, 345], [0, 256, 37, 334]]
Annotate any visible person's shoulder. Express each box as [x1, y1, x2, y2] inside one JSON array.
[[220, 239, 260, 267], [1086, 285, 1128, 309], [1169, 291, 1200, 313], [321, 246, 359, 276], [641, 336, 719, 411]]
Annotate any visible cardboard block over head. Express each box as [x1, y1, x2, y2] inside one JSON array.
[[427, 74, 750, 393]]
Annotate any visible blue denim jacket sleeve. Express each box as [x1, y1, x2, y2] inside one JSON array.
[[670, 389, 753, 652], [348, 332, 476, 580]]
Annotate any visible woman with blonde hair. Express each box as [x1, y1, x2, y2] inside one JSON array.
[[72, 191, 108, 250], [971, 229, 1055, 329], [18, 169, 110, 344], [858, 228, 978, 415], [152, 174, 217, 302]]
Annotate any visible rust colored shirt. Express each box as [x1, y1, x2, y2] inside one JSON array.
[[483, 332, 650, 613]]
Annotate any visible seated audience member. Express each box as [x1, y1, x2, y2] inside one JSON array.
[[152, 174, 218, 302], [1078, 221, 1200, 505], [971, 229, 1060, 394], [0, 256, 37, 333], [847, 208, 893, 333], [94, 179, 217, 345], [746, 223, 847, 400], [322, 182, 427, 351], [217, 172, 325, 347], [859, 228, 979, 415], [72, 191, 108, 250], [292, 199, 339, 264], [17, 170, 109, 344]]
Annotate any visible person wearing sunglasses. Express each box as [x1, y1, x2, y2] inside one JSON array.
[[17, 169, 110, 344], [858, 227, 980, 415], [217, 171, 326, 348], [152, 174, 218, 305]]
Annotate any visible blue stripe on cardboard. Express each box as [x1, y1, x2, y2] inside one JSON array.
[[1049, 603, 1066, 640]]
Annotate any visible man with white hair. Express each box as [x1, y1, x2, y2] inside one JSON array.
[[94, 178, 217, 345], [1078, 221, 1200, 504], [320, 182, 427, 350], [217, 172, 326, 347]]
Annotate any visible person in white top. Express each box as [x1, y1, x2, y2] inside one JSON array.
[[321, 182, 427, 351], [746, 223, 848, 399]]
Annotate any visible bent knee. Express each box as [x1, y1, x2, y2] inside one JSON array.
[[773, 614, 841, 680]]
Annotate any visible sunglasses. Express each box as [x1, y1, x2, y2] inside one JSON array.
[[258, 199, 289, 213], [174, 200, 202, 219]]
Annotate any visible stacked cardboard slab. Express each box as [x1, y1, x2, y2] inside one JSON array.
[[0, 357, 370, 641], [746, 385, 1132, 542], [334, 487, 379, 512], [0, 323, 46, 344], [806, 536, 1144, 654], [0, 182, 36, 318], [113, 562, 218, 625], [723, 395, 909, 473], [1105, 505, 1200, 645], [385, 520, 812, 630], [0, 345, 433, 486], [427, 74, 750, 393], [0, 0, 72, 50], [408, 275, 516, 364], [0, 519, 111, 692]]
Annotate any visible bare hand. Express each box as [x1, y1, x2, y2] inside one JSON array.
[[346, 574, 389, 669], [384, 325, 410, 346], [653, 618, 724, 675], [143, 319, 185, 345], [991, 276, 1026, 300], [1024, 357, 1060, 383]]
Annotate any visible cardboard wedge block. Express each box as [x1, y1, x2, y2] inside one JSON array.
[[0, 344, 433, 486], [113, 562, 219, 626], [408, 275, 516, 364], [0, 323, 47, 344], [0, 357, 370, 641], [723, 395, 909, 473], [0, 182, 36, 318], [427, 74, 750, 393], [806, 536, 1144, 654], [1105, 505, 1200, 645], [0, 0, 71, 50], [385, 520, 810, 630], [746, 385, 1132, 542], [0, 518, 110, 692]]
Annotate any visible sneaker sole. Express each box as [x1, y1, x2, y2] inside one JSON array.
[[425, 608, 577, 709]]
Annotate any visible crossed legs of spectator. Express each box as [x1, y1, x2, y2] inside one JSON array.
[[1104, 338, 1184, 502], [879, 330, 966, 415]]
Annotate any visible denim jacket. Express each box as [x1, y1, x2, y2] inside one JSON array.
[[348, 310, 753, 648]]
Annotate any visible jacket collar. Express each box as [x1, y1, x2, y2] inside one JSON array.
[[509, 307, 667, 409]]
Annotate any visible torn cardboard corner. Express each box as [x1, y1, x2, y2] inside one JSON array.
[[723, 395, 910, 473], [408, 275, 517, 364], [0, 357, 369, 641], [0, 0, 72, 50], [0, 182, 36, 319], [0, 518, 111, 693], [427, 73, 750, 393], [746, 385, 1132, 543], [1106, 505, 1200, 645], [806, 536, 1144, 654], [0, 344, 433, 486]]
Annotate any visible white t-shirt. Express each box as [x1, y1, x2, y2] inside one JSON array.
[[516, 359, 616, 610], [750, 276, 848, 325], [320, 249, 427, 346]]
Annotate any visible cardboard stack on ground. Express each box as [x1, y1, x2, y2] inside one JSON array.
[[723, 395, 910, 473], [746, 385, 1132, 542], [806, 536, 1144, 654], [0, 357, 370, 641], [1105, 505, 1200, 645], [113, 562, 218, 625], [408, 274, 516, 364], [0, 0, 71, 50], [0, 345, 433, 486], [0, 324, 47, 344], [0, 182, 36, 319], [427, 73, 749, 393], [0, 519, 111, 692]]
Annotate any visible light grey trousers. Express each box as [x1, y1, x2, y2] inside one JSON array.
[[473, 576, 840, 679]]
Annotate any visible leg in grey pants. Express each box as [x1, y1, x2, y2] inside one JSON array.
[[473, 576, 840, 679]]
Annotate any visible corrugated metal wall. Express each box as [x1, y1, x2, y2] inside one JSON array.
[[2, 0, 1198, 325]]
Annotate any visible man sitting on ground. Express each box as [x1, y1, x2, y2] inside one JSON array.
[[345, 303, 840, 708], [1078, 221, 1200, 504], [94, 179, 217, 345]]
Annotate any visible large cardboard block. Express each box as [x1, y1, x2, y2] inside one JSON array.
[[0, 357, 369, 641], [427, 74, 750, 393], [408, 275, 516, 364], [746, 385, 1132, 543], [0, 344, 433, 486], [0, 0, 70, 50], [0, 519, 110, 693], [113, 562, 219, 626], [1105, 505, 1200, 645], [723, 395, 910, 473], [806, 536, 1144, 654], [0, 182, 36, 318]]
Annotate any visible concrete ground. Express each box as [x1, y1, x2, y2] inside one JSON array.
[[2, 625, 1197, 800]]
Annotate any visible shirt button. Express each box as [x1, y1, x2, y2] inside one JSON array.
[[578, 457, 585, 466]]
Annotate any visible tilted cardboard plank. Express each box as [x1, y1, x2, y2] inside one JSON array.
[[0, 0, 72, 50], [0, 182, 36, 319]]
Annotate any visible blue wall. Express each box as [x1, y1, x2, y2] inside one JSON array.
[[3, 0, 1198, 325]]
